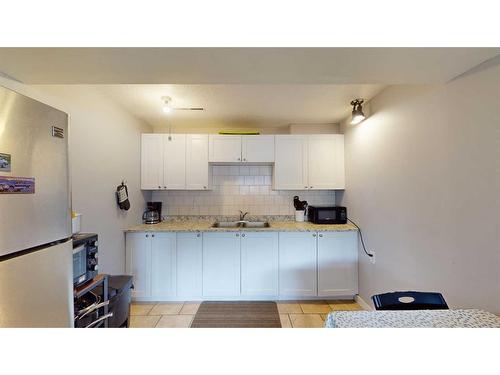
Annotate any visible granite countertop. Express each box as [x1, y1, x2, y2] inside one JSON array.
[[125, 219, 357, 233]]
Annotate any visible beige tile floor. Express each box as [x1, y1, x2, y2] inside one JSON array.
[[130, 300, 362, 328]]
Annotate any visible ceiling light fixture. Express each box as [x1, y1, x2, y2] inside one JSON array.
[[162, 96, 173, 114], [350, 99, 365, 125], [161, 96, 204, 114]]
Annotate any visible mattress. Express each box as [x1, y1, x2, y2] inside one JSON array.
[[325, 309, 500, 328]]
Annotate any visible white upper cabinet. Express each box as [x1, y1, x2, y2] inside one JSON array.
[[186, 134, 210, 190], [209, 135, 242, 162], [317, 231, 358, 297], [141, 134, 164, 190], [274, 134, 345, 190], [163, 134, 186, 190], [274, 135, 308, 190], [209, 135, 275, 163], [241, 135, 275, 162], [307, 135, 345, 189]]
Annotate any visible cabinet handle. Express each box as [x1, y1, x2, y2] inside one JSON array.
[[146, 234, 149, 238], [312, 233, 317, 237], [158, 185, 161, 189], [310, 186, 314, 189], [319, 234, 323, 237], [164, 186, 167, 189], [243, 158, 246, 162], [152, 234, 155, 238], [236, 233, 239, 237], [203, 186, 207, 189], [237, 157, 241, 161], [241, 233, 245, 237], [304, 186, 308, 189], [197, 233, 201, 238]]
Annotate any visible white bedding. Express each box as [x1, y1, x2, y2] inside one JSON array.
[[325, 309, 500, 328]]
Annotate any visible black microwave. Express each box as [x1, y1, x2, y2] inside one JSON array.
[[308, 206, 347, 224]]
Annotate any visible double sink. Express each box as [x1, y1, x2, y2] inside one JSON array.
[[212, 221, 270, 229]]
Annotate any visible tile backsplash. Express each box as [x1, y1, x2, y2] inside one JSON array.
[[152, 165, 336, 216]]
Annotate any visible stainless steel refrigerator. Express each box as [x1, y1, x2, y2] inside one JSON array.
[[0, 85, 73, 327]]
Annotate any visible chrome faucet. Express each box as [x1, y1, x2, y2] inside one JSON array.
[[239, 210, 249, 221]]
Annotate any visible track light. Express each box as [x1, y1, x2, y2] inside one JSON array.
[[350, 99, 365, 125]]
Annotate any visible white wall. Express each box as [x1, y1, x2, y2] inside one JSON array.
[[339, 63, 500, 313], [0, 78, 152, 274], [153, 165, 335, 216]]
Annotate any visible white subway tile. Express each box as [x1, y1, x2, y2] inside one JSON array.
[[249, 166, 260, 176]]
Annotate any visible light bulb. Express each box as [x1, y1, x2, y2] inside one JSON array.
[[350, 113, 365, 125], [163, 105, 172, 114]]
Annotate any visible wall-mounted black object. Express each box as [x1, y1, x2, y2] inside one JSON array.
[[372, 291, 449, 310], [116, 180, 130, 211]]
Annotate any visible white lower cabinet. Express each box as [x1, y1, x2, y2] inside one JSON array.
[[241, 232, 279, 297], [126, 230, 358, 301], [278, 232, 318, 297], [317, 231, 358, 297], [125, 232, 152, 299], [151, 233, 177, 299], [176, 233, 203, 298], [202, 232, 241, 297]]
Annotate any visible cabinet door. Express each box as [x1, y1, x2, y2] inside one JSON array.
[[208, 135, 242, 163], [308, 135, 345, 189], [202, 232, 241, 297], [241, 135, 275, 162], [141, 134, 164, 190], [163, 134, 186, 189], [278, 232, 317, 297], [186, 134, 210, 190], [176, 232, 203, 298], [125, 232, 151, 299], [151, 233, 177, 298], [274, 135, 308, 190], [241, 232, 278, 297], [317, 231, 358, 297]]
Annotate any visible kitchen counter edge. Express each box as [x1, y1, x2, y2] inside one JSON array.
[[124, 221, 357, 233]]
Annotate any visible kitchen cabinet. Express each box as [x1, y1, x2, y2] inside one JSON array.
[[307, 135, 345, 189], [209, 135, 275, 163], [202, 232, 241, 297], [278, 232, 318, 297], [176, 232, 203, 298], [150, 233, 177, 299], [209, 135, 242, 162], [274, 135, 308, 189], [163, 134, 186, 189], [125, 232, 152, 299], [240, 232, 279, 297], [141, 134, 187, 190], [241, 135, 275, 162], [317, 231, 358, 297], [126, 228, 358, 302], [274, 134, 345, 190], [141, 134, 164, 190], [186, 134, 210, 190]]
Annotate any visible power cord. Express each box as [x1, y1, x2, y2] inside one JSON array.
[[347, 218, 373, 258]]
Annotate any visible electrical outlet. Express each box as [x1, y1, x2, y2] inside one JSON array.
[[370, 251, 376, 264]]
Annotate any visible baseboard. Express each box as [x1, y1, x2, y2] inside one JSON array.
[[355, 294, 374, 311]]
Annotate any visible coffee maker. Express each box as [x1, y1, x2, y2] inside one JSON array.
[[142, 202, 162, 224]]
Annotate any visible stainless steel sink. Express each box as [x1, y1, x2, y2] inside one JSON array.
[[211, 221, 242, 228], [242, 221, 270, 228], [211, 221, 270, 228]]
